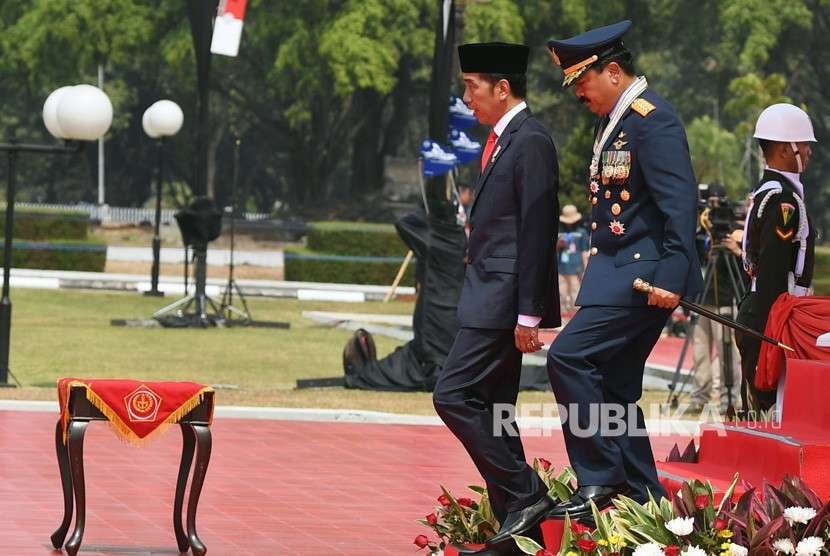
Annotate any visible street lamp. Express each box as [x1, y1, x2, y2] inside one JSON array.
[[141, 100, 183, 297], [0, 84, 112, 386]]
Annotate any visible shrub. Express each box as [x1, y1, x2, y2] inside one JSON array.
[[1, 241, 106, 272], [283, 250, 415, 286], [306, 221, 409, 257], [0, 212, 88, 241]]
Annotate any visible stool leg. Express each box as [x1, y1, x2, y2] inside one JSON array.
[[187, 424, 212, 556], [174, 423, 196, 552], [64, 420, 89, 556], [51, 419, 73, 548]]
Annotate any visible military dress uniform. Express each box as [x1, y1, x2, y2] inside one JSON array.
[[545, 21, 703, 505], [737, 168, 815, 408]]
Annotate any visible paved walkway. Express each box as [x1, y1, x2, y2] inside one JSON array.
[[0, 409, 686, 555]]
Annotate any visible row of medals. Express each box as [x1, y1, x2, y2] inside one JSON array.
[[589, 144, 631, 236]]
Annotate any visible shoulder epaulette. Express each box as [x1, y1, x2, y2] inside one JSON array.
[[631, 98, 656, 117]]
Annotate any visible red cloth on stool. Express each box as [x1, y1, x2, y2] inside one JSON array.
[[58, 378, 213, 445], [756, 294, 830, 390]]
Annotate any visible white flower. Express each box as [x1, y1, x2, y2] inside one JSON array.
[[773, 538, 796, 554], [665, 516, 695, 536], [795, 536, 825, 556], [729, 544, 748, 556], [783, 506, 817, 525], [633, 543, 666, 556], [680, 546, 708, 556]]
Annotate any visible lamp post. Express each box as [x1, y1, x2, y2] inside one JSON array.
[[0, 84, 112, 386], [142, 100, 184, 297]]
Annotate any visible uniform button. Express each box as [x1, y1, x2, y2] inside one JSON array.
[[590, 247, 598, 256], [634, 252, 641, 260], [591, 222, 597, 230]]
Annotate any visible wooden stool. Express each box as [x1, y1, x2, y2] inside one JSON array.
[[51, 384, 214, 556]]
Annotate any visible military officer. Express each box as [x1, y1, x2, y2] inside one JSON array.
[[544, 21, 703, 520], [736, 103, 817, 411]]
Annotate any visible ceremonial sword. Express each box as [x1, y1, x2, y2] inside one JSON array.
[[632, 278, 795, 352]]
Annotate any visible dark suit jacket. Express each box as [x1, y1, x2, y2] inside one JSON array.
[[456, 108, 560, 330], [577, 89, 703, 307]]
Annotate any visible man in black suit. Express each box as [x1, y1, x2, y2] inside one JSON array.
[[433, 42, 560, 553]]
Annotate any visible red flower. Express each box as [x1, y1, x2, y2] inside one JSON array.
[[577, 538, 597, 552], [714, 517, 728, 530], [437, 494, 451, 507], [538, 458, 552, 471], [665, 545, 680, 556], [414, 534, 430, 548], [536, 550, 555, 556], [426, 512, 438, 526], [695, 494, 709, 509], [571, 521, 593, 535], [457, 497, 473, 508]]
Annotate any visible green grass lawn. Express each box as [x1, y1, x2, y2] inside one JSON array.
[[0, 287, 718, 417]]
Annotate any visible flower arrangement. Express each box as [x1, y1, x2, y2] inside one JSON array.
[[510, 474, 830, 556], [414, 458, 575, 553]]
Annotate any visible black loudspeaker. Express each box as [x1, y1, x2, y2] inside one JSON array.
[[175, 196, 222, 247]]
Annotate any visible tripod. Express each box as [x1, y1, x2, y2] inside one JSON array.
[[666, 240, 747, 416], [152, 241, 225, 327], [220, 133, 251, 324]]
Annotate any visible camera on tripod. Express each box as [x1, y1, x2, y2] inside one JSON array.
[[698, 183, 736, 240]]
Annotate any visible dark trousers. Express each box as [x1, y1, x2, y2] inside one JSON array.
[[546, 305, 671, 503], [736, 293, 777, 410], [433, 327, 546, 522]]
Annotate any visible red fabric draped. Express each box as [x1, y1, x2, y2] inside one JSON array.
[[756, 294, 830, 390], [58, 378, 213, 445]]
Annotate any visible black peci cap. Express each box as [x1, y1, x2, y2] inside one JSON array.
[[458, 42, 529, 74]]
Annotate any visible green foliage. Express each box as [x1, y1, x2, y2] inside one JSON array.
[[306, 221, 408, 256], [1, 212, 88, 241], [686, 116, 744, 195], [462, 0, 524, 44], [0, 241, 105, 271], [283, 250, 415, 286], [718, 0, 812, 73]]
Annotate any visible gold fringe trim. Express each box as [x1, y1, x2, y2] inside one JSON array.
[[61, 382, 214, 447]]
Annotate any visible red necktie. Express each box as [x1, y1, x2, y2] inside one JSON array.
[[480, 130, 497, 172]]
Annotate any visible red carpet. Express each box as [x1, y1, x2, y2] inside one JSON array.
[[0, 410, 685, 555]]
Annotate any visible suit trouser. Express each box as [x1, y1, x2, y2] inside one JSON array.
[[433, 327, 546, 522], [546, 305, 671, 502]]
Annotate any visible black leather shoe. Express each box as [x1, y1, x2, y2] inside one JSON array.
[[547, 484, 628, 519], [485, 495, 556, 546]]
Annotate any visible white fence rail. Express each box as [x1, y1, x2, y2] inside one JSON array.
[[11, 202, 270, 226]]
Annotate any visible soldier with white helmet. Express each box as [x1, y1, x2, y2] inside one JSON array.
[[736, 103, 817, 411]]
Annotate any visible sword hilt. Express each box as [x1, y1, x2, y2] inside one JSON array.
[[632, 278, 654, 294]]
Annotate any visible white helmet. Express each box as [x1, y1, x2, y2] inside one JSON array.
[[753, 103, 817, 142]]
